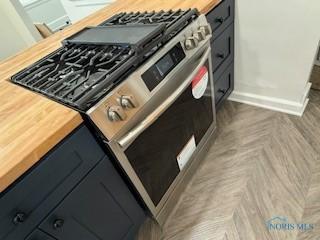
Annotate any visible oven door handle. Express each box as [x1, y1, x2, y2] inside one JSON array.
[[117, 47, 211, 149]]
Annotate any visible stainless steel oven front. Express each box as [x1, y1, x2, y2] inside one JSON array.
[[87, 15, 216, 223]]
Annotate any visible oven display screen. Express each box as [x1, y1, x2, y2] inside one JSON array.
[[142, 43, 186, 91], [156, 54, 174, 77]]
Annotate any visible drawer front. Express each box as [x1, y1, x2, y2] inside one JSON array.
[[214, 62, 234, 106], [212, 23, 234, 82], [39, 158, 145, 240], [0, 126, 104, 240], [207, 0, 234, 37], [211, 23, 234, 75], [25, 230, 55, 240]]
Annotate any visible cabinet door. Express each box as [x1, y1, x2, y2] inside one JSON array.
[[210, 23, 234, 77], [39, 158, 145, 240], [0, 125, 103, 240], [25, 230, 55, 240]]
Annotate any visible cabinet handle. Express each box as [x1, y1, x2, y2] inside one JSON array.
[[218, 89, 227, 94], [13, 212, 27, 225], [216, 53, 225, 59], [215, 17, 224, 24], [53, 219, 64, 229]]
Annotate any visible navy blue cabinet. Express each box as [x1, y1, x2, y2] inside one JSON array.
[[38, 158, 145, 240], [207, 0, 235, 109], [0, 125, 145, 240]]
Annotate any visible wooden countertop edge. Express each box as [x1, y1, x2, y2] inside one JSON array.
[[0, 112, 83, 193], [201, 1, 221, 14]]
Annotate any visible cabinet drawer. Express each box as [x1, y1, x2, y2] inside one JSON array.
[[0, 126, 104, 240], [214, 62, 234, 106], [39, 158, 145, 240], [207, 0, 234, 37], [211, 23, 234, 76]]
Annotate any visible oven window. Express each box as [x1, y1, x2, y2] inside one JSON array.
[[125, 61, 213, 206]]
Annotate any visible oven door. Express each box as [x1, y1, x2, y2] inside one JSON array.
[[109, 47, 216, 216]]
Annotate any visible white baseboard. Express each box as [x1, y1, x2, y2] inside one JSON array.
[[228, 83, 311, 116]]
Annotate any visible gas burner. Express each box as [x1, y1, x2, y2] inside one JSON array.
[[12, 45, 134, 110], [101, 9, 199, 42], [102, 9, 196, 27]]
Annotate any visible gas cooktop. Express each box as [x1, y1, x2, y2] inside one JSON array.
[[11, 9, 198, 111]]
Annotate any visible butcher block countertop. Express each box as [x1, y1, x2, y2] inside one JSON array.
[[0, 0, 221, 192]]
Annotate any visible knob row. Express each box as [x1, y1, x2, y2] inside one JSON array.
[[107, 95, 138, 122], [184, 25, 211, 50]]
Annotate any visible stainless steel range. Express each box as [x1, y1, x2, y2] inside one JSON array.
[[11, 9, 216, 224]]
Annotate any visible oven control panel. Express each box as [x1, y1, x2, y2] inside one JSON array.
[[141, 43, 186, 92]]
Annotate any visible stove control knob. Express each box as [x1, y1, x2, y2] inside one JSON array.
[[119, 95, 138, 109], [107, 105, 127, 122], [184, 36, 199, 50], [199, 25, 211, 36], [194, 29, 206, 41]]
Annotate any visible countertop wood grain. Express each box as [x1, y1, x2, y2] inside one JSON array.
[[0, 0, 221, 192]]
